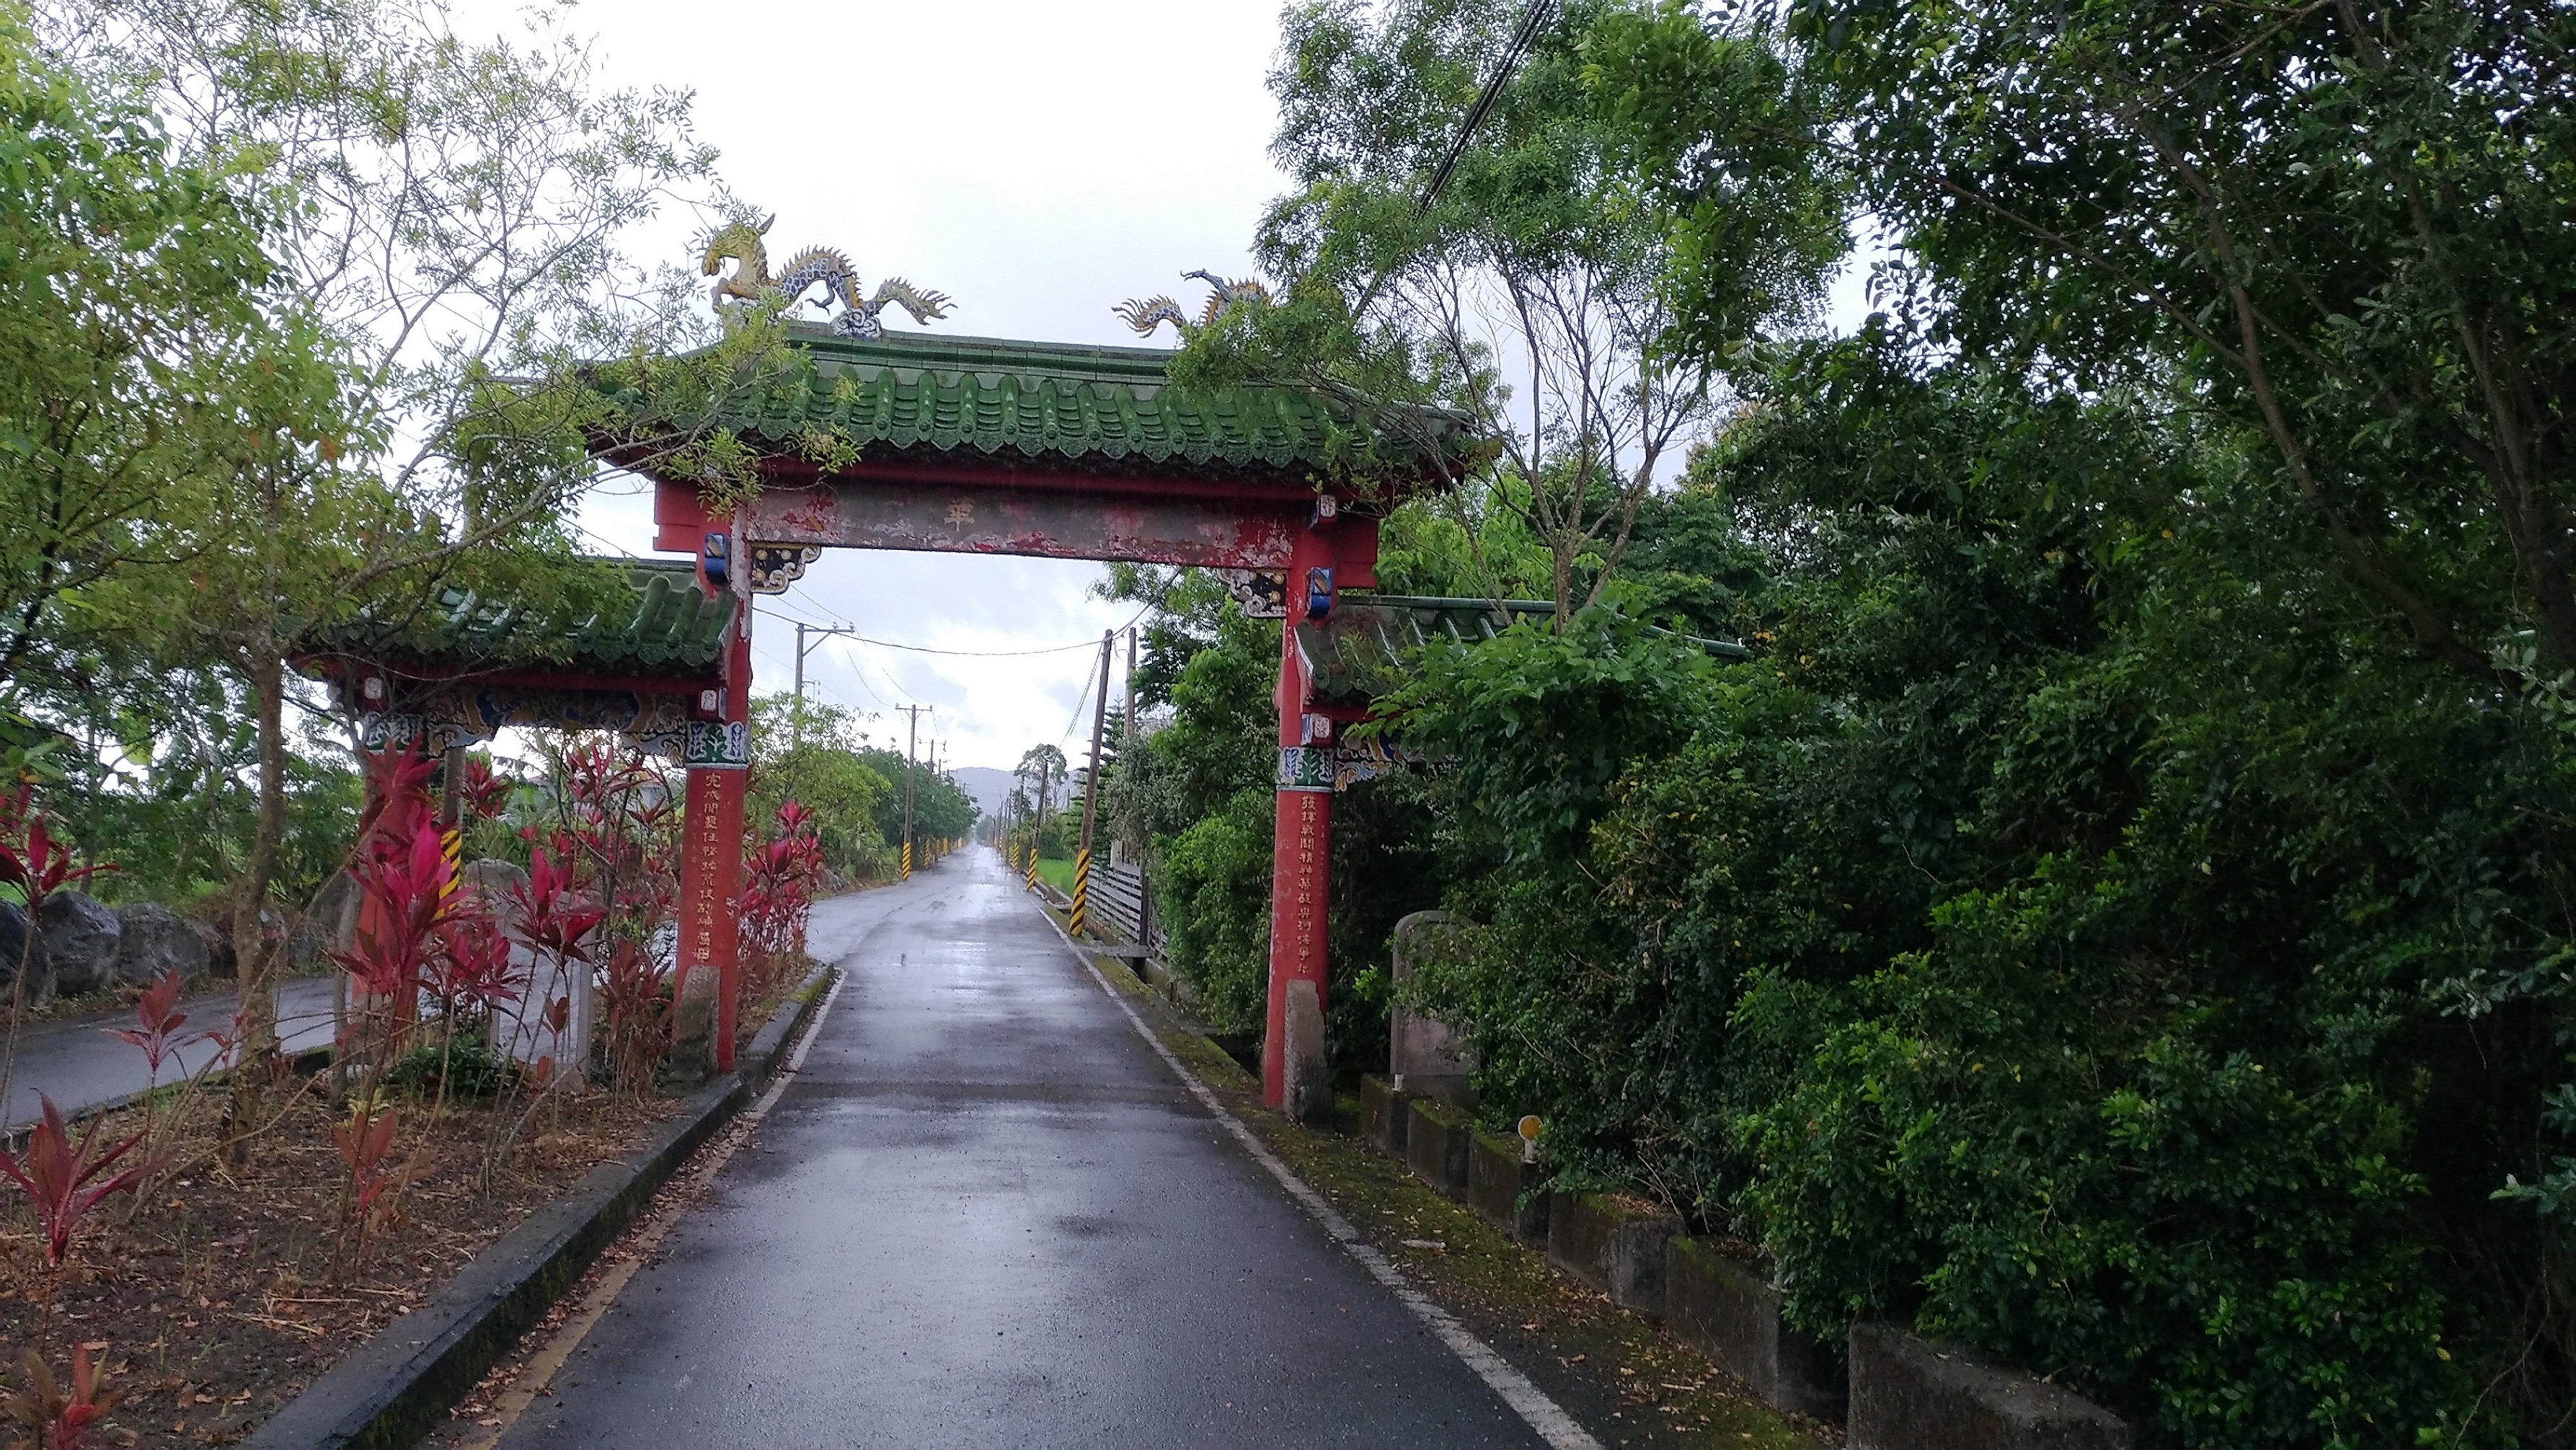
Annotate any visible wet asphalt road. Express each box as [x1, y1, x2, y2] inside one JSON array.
[[6, 976, 340, 1130], [497, 846, 1546, 1449]]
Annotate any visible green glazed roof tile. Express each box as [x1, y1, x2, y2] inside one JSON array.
[[317, 557, 733, 677], [663, 327, 1481, 482]]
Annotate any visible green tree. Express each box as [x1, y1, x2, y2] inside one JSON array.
[[1203, 0, 1841, 621], [749, 694, 891, 878], [0, 4, 292, 692]]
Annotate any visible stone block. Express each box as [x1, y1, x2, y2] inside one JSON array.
[[1548, 1190, 1681, 1316], [1667, 1238, 1844, 1420], [0, 901, 47, 1005], [1404, 1097, 1472, 1198], [1359, 1074, 1410, 1154], [1283, 978, 1329, 1123], [1466, 1130, 1549, 1243], [1389, 911, 1474, 1107], [1849, 1323, 2128, 1450], [113, 903, 213, 989], [40, 891, 121, 998], [458, 860, 528, 919], [661, 964, 720, 1089]]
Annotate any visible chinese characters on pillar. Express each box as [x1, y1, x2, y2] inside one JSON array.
[[1296, 793, 1317, 973], [688, 772, 725, 967]]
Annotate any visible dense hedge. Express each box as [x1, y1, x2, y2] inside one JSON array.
[[1118, 335, 2573, 1444]]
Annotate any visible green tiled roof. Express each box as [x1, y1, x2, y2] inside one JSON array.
[[315, 558, 733, 677], [653, 326, 1482, 484]]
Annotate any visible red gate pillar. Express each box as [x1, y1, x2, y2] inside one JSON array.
[[673, 501, 752, 1074], [1263, 532, 1338, 1112]]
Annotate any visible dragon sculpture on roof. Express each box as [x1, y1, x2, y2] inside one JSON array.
[[701, 215, 953, 339], [1115, 269, 1272, 342]]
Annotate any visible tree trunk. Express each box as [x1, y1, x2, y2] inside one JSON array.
[[223, 645, 288, 1159]]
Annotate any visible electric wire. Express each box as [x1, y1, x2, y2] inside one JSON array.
[[1350, 0, 1557, 318]]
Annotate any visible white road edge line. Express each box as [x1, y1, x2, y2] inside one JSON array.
[[1030, 896, 1604, 1450]]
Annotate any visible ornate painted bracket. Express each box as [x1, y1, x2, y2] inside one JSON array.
[[747, 544, 820, 594]]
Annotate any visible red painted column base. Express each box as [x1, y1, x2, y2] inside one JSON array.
[[1262, 784, 1332, 1108]]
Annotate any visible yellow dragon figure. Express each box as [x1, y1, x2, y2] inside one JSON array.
[[1114, 269, 1272, 342], [701, 214, 954, 339]]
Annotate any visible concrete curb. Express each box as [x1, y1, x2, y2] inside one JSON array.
[[244, 963, 838, 1450]]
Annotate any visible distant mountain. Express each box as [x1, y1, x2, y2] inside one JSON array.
[[949, 766, 1018, 821]]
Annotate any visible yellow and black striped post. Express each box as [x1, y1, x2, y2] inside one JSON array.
[[1068, 846, 1092, 936], [1024, 842, 1039, 892], [440, 824, 464, 901], [900, 839, 912, 880]]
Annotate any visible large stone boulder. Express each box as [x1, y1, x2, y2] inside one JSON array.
[[311, 870, 363, 954], [461, 859, 531, 918], [114, 903, 213, 989], [0, 901, 47, 1005], [39, 891, 122, 998]]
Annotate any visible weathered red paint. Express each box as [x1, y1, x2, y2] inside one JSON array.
[[675, 526, 751, 1074], [737, 480, 1304, 570], [1262, 528, 1342, 1110]]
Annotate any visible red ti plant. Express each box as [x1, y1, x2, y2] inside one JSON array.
[[102, 969, 206, 1175], [740, 801, 826, 998], [429, 911, 523, 1024], [0, 784, 118, 1114], [356, 743, 439, 860], [596, 937, 671, 1094], [330, 1099, 406, 1278], [455, 756, 513, 822], [420, 909, 523, 1122], [105, 968, 198, 1080], [333, 815, 454, 1009], [2, 1341, 122, 1450], [508, 846, 604, 971], [0, 1095, 151, 1268]]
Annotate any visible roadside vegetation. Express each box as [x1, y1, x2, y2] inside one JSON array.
[[0, 1, 903, 1438], [1104, 1, 2576, 1444]]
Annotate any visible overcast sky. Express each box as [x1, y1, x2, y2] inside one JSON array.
[[448, 0, 1871, 777]]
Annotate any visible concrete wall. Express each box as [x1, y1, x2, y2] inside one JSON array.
[[1546, 1190, 1679, 1317], [1665, 1238, 1842, 1420], [1849, 1324, 2128, 1450]]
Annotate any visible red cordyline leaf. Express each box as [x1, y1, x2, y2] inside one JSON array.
[[358, 742, 438, 860], [457, 757, 513, 821], [510, 846, 603, 963], [105, 968, 198, 1074], [0, 787, 118, 907], [7, 1339, 123, 1450], [331, 815, 452, 996], [0, 1096, 153, 1265], [333, 1103, 402, 1212], [430, 910, 523, 1012]]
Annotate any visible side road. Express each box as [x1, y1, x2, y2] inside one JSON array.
[[4, 975, 339, 1129]]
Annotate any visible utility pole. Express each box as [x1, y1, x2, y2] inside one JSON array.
[[1025, 751, 1050, 892], [1071, 630, 1114, 937], [791, 622, 859, 748], [898, 704, 929, 878]]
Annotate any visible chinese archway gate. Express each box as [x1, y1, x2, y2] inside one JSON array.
[[600, 327, 1483, 1109]]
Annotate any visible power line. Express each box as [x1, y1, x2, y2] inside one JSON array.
[[751, 604, 1150, 658], [1353, 0, 1557, 318], [1420, 0, 1555, 218]]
